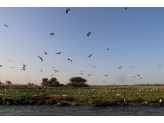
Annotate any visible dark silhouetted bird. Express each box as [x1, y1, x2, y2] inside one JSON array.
[[137, 74, 142, 79], [87, 32, 91, 37], [44, 51, 47, 55], [50, 33, 54, 36], [106, 48, 109, 50], [4, 24, 9, 28], [157, 64, 162, 67], [87, 54, 92, 58], [0, 65, 2, 67], [124, 7, 127, 9], [66, 8, 71, 14], [38, 56, 43, 61], [88, 74, 91, 76], [104, 74, 109, 76], [56, 52, 61, 55]]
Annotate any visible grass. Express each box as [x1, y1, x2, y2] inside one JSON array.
[[0, 87, 164, 103]]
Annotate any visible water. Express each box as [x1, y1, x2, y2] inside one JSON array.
[[0, 105, 164, 116]]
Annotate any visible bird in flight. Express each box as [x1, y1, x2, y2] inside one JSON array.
[[56, 52, 61, 55], [137, 74, 142, 79], [10, 67, 14, 68], [41, 70, 42, 72], [4, 24, 10, 28], [21, 68, 25, 71], [106, 48, 109, 50], [50, 33, 54, 36], [124, 7, 127, 9], [44, 51, 47, 55], [104, 74, 109, 76], [67, 58, 72, 62], [96, 78, 98, 81], [131, 66, 135, 68], [0, 65, 2, 67], [92, 66, 96, 68], [38, 56, 43, 61], [102, 81, 106, 82], [118, 65, 123, 69], [8, 59, 14, 62], [87, 54, 92, 58], [81, 73, 83, 75], [50, 74, 53, 76], [88, 74, 91, 76], [87, 32, 91, 37], [157, 64, 162, 67], [146, 62, 148, 64], [66, 8, 71, 14]]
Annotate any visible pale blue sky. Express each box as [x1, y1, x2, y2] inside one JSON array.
[[0, 7, 164, 85]]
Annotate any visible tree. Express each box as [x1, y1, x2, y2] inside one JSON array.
[[6, 80, 11, 84], [41, 77, 61, 87], [68, 77, 89, 87]]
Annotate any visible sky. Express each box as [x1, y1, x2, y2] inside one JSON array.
[[0, 2, 164, 85]]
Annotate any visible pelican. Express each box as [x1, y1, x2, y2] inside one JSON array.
[[66, 8, 71, 14], [87, 32, 91, 37]]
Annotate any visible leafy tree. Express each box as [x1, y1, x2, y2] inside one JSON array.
[[41, 77, 61, 87], [6, 80, 11, 84], [68, 77, 89, 87]]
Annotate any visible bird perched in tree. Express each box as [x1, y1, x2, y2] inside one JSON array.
[[44, 51, 47, 55], [66, 8, 71, 14], [87, 32, 91, 37], [87, 54, 92, 58], [50, 33, 54, 36], [4, 24, 10, 28], [124, 7, 127, 9], [38, 56, 43, 61], [106, 48, 109, 50]]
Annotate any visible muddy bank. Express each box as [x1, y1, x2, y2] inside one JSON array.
[[0, 97, 164, 107]]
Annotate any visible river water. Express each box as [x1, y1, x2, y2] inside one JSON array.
[[0, 105, 164, 116]]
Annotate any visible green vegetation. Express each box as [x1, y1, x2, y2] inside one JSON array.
[[0, 88, 164, 103]]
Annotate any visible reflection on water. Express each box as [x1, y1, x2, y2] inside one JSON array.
[[0, 105, 164, 116]]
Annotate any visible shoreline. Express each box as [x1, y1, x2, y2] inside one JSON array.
[[0, 98, 164, 107]]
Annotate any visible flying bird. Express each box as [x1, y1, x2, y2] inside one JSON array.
[[81, 73, 83, 75], [92, 66, 96, 68], [10, 67, 14, 68], [8, 59, 14, 62], [106, 48, 109, 50], [21, 68, 25, 71], [118, 65, 123, 69], [87, 32, 91, 37], [44, 51, 47, 55], [88, 74, 91, 76], [0, 65, 2, 67], [102, 81, 106, 82], [146, 62, 148, 64], [50, 33, 54, 36], [137, 74, 142, 79], [67, 58, 72, 62], [131, 66, 135, 68], [56, 52, 61, 55], [4, 24, 9, 28], [87, 54, 92, 58], [66, 8, 71, 14], [157, 64, 162, 67], [41, 70, 42, 72], [104, 74, 109, 76], [124, 7, 127, 9], [38, 56, 43, 61]]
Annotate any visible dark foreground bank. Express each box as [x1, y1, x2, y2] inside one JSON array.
[[1, 98, 164, 107]]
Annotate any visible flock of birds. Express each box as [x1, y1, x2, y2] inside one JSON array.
[[1, 7, 163, 85]]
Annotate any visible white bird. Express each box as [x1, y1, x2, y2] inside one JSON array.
[[159, 99, 162, 103], [137, 74, 142, 79], [124, 99, 126, 101]]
